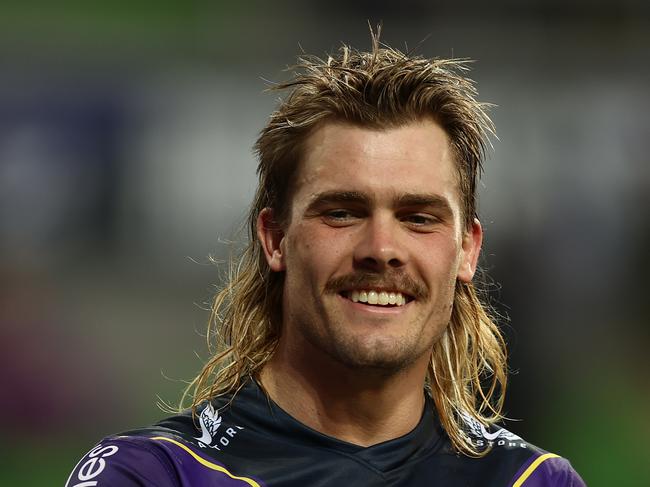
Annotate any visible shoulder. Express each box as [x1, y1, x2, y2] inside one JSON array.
[[65, 393, 259, 487], [508, 452, 586, 487], [457, 414, 586, 487], [65, 434, 181, 487], [65, 426, 263, 487]]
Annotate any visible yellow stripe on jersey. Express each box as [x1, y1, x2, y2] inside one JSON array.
[[512, 453, 561, 487], [151, 436, 262, 487]]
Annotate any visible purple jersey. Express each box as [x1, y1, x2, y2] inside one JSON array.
[[66, 381, 585, 486]]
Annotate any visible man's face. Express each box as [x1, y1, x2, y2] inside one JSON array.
[[258, 119, 482, 373]]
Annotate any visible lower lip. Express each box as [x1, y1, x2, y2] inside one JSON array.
[[337, 294, 411, 314]]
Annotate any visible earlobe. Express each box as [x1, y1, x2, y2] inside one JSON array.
[[257, 208, 286, 272], [457, 218, 483, 283]]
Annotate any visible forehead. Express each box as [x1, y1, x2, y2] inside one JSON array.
[[292, 120, 459, 206]]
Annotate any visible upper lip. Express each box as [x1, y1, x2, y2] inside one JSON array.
[[325, 272, 425, 301]]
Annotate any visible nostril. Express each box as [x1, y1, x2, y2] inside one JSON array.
[[356, 256, 380, 271]]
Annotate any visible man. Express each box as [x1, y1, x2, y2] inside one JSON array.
[[67, 34, 586, 486]]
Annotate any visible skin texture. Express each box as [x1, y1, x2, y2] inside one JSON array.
[[258, 119, 482, 446]]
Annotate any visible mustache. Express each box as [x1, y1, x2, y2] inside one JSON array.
[[324, 272, 428, 300]]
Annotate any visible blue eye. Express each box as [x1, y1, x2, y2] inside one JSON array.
[[406, 215, 431, 225], [327, 209, 352, 219], [322, 209, 360, 227], [401, 213, 440, 231]]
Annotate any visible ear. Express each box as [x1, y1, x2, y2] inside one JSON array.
[[457, 218, 483, 283], [257, 208, 286, 272]]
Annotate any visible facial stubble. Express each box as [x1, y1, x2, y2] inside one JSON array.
[[290, 271, 454, 375]]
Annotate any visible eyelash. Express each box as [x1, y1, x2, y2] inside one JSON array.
[[326, 209, 356, 219], [322, 209, 440, 230], [401, 214, 438, 226], [322, 209, 361, 225]]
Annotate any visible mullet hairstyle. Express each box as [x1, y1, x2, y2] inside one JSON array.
[[184, 32, 507, 457]]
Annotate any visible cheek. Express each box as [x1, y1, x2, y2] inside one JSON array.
[[419, 240, 463, 290], [291, 223, 349, 262], [420, 232, 462, 263], [285, 226, 332, 285]]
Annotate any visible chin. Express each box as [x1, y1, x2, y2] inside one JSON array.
[[326, 336, 423, 373]]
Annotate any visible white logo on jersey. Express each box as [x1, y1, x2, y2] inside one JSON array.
[[460, 411, 523, 446], [193, 402, 245, 451], [195, 403, 223, 448], [478, 423, 521, 442]]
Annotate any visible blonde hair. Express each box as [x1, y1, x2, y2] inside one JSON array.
[[184, 31, 507, 457]]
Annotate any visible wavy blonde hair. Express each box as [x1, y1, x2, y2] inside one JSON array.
[[183, 31, 507, 457]]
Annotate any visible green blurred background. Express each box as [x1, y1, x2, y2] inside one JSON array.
[[1, 1, 648, 485]]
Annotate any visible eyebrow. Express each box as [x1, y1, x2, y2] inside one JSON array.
[[306, 191, 371, 209], [306, 190, 454, 214], [394, 193, 454, 214]]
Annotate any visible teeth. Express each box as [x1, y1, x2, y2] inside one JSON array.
[[346, 290, 408, 307]]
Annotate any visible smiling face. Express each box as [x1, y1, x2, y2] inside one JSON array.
[[258, 119, 482, 374]]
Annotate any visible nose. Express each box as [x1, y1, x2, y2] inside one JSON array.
[[353, 214, 407, 272]]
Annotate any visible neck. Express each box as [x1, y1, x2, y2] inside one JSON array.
[[259, 341, 428, 447]]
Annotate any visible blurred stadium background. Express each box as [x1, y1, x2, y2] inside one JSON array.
[[1, 2, 648, 485]]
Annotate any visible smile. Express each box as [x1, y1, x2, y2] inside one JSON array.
[[341, 290, 411, 307]]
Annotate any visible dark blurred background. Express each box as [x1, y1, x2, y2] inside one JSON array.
[[1, 2, 648, 485]]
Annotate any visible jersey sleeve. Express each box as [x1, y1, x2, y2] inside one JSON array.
[[65, 436, 180, 487], [508, 453, 586, 487]]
